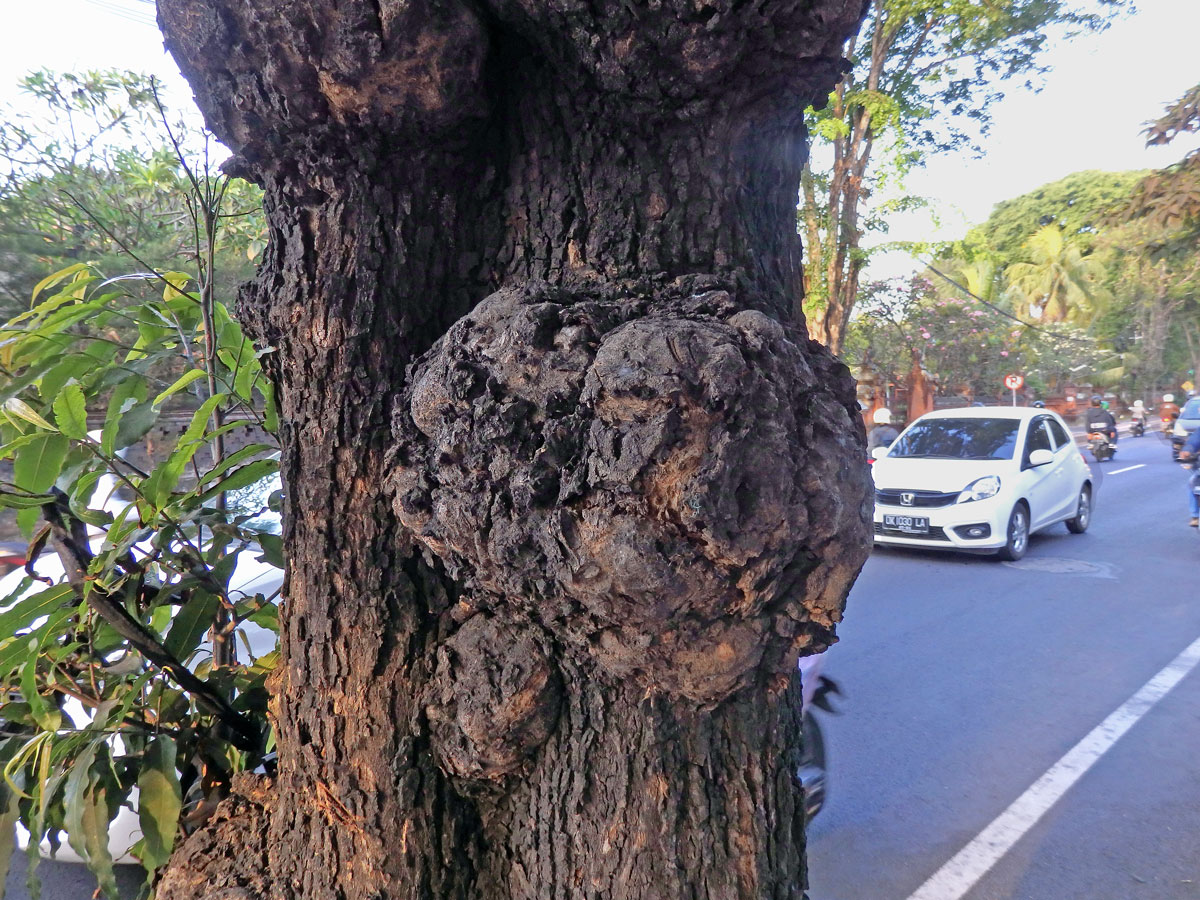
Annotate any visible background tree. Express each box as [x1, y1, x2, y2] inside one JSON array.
[[153, 2, 874, 899], [1129, 82, 1200, 234], [800, 0, 1128, 354], [848, 276, 1024, 403], [1004, 224, 1105, 322], [845, 275, 1110, 409], [979, 169, 1147, 259], [1121, 80, 1200, 385], [0, 70, 263, 320]]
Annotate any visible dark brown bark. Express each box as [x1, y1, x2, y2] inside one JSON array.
[[157, 0, 871, 897]]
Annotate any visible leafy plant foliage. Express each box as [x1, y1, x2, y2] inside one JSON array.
[[0, 72, 278, 898]]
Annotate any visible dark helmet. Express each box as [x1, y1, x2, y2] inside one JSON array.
[[1031, 400, 1045, 408], [1090, 394, 1103, 406]]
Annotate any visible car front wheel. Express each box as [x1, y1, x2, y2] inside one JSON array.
[[1066, 485, 1091, 534], [997, 502, 1030, 561]]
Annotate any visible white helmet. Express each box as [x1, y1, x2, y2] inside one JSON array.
[[873, 407, 893, 425], [1163, 393, 1175, 403]]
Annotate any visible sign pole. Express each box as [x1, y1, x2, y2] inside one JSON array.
[[1003, 373, 1024, 406]]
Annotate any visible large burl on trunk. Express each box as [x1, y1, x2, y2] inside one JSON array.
[[157, 0, 871, 897]]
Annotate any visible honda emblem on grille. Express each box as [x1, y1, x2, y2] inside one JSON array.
[[900, 492, 915, 506]]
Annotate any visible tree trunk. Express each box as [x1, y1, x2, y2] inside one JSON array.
[[156, 1, 872, 897]]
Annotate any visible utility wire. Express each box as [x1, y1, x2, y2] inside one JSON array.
[[923, 262, 1100, 348], [81, 0, 157, 27]]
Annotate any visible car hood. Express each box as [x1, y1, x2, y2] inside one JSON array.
[[872, 456, 1014, 492]]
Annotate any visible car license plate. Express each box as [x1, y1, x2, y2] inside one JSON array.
[[883, 514, 929, 534]]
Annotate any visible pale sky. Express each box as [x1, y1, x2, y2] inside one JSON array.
[[2, 0, 1198, 279]]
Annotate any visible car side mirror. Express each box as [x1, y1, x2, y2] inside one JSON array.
[[871, 446, 890, 460], [1028, 449, 1054, 467]]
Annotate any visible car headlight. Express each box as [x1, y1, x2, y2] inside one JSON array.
[[957, 475, 1001, 503], [1174, 421, 1188, 437]]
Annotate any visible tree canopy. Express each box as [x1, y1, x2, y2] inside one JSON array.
[[0, 70, 264, 320], [800, 0, 1130, 354], [979, 169, 1147, 258]]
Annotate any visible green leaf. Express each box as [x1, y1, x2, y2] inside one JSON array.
[[179, 393, 227, 448], [3, 398, 55, 432], [38, 352, 104, 404], [12, 434, 69, 494], [81, 780, 118, 899], [160, 271, 192, 301], [100, 379, 145, 456], [233, 354, 258, 403], [51, 384, 88, 440], [152, 368, 207, 407], [0, 432, 50, 461], [63, 741, 101, 865], [255, 533, 284, 570], [0, 490, 53, 510], [246, 602, 280, 634], [141, 393, 227, 508], [137, 737, 181, 872], [29, 263, 90, 303], [0, 584, 75, 640], [12, 433, 69, 536], [19, 649, 60, 732], [163, 591, 221, 660], [198, 460, 278, 503], [0, 608, 75, 679], [113, 400, 159, 453], [262, 381, 278, 434], [0, 774, 19, 892], [197, 445, 277, 488]]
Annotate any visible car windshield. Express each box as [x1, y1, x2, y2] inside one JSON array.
[[1181, 397, 1200, 419], [888, 417, 1020, 460]]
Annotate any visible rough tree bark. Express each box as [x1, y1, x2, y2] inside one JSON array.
[[156, 1, 871, 897]]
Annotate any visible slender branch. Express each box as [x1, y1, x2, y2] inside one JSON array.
[[40, 491, 261, 752]]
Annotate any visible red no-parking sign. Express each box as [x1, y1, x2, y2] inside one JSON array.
[[1004, 373, 1024, 390]]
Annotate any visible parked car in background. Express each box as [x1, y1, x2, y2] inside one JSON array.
[[871, 407, 1093, 560], [1170, 396, 1200, 460]]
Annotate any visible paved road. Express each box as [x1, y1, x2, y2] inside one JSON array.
[[807, 431, 1200, 900]]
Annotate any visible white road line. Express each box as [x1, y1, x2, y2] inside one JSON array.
[[1107, 464, 1145, 475], [905, 633, 1200, 900]]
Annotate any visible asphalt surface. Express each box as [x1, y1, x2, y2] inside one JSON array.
[[6, 430, 1196, 899], [807, 429, 1200, 900]]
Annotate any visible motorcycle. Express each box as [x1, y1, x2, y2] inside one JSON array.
[[796, 653, 841, 821], [1088, 431, 1117, 462], [1131, 417, 1146, 437]]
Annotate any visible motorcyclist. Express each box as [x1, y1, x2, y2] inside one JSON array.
[[1160, 393, 1181, 429], [1128, 400, 1147, 436], [867, 407, 900, 452], [1085, 395, 1117, 443], [1179, 425, 1200, 527]]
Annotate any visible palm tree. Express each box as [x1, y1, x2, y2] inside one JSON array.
[[1005, 225, 1104, 323]]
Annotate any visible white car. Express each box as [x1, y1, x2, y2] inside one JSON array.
[[871, 406, 1093, 560]]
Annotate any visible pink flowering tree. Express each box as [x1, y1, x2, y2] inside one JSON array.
[[847, 277, 1028, 402]]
